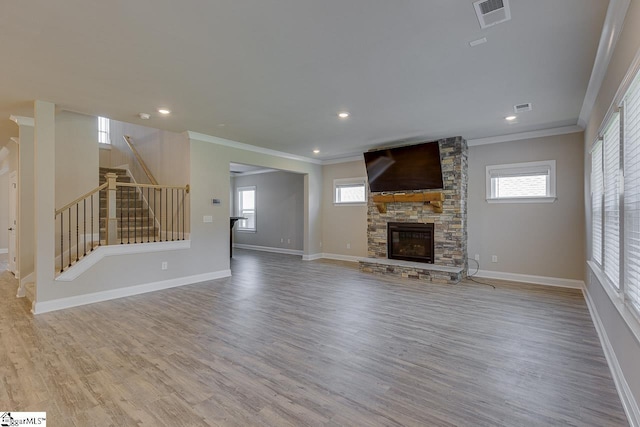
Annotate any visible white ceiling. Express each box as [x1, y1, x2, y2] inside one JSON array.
[[0, 0, 610, 159]]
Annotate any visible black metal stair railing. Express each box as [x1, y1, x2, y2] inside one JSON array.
[[55, 183, 107, 273], [55, 175, 190, 275], [114, 182, 189, 244]]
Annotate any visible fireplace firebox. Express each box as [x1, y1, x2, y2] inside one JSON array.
[[387, 222, 435, 263]]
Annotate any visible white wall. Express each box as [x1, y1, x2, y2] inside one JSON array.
[[55, 111, 98, 207], [468, 132, 585, 280], [232, 171, 304, 251], [321, 160, 368, 258], [99, 145, 111, 167], [108, 120, 190, 187], [583, 0, 640, 421]]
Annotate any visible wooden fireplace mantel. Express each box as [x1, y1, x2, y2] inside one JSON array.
[[372, 191, 444, 214]]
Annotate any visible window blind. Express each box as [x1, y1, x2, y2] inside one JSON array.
[[592, 140, 603, 265], [624, 72, 640, 315], [603, 112, 621, 288], [488, 165, 550, 178]]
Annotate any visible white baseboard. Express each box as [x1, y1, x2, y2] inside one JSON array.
[[232, 246, 360, 262], [233, 243, 303, 256], [0, 248, 8, 254], [320, 253, 362, 263], [56, 240, 191, 281], [583, 286, 640, 427], [34, 269, 231, 315], [474, 269, 585, 289], [20, 272, 34, 286]]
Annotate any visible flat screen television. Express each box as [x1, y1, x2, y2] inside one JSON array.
[[364, 141, 443, 193]]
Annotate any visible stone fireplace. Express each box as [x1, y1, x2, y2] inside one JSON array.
[[359, 136, 468, 284]]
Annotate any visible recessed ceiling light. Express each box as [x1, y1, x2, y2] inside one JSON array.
[[313, 149, 320, 154], [138, 113, 150, 120], [158, 108, 171, 115], [505, 115, 517, 121], [218, 123, 226, 127], [337, 111, 350, 119]]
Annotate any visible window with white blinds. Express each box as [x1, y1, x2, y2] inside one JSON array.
[[603, 112, 621, 288], [591, 141, 603, 265], [334, 178, 367, 204], [624, 72, 640, 316]]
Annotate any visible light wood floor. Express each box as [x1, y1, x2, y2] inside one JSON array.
[[0, 250, 628, 426]]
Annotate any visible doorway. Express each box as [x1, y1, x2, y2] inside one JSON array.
[[8, 171, 17, 274], [229, 163, 305, 261]]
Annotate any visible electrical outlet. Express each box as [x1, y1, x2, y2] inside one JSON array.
[[280, 238, 284, 243], [161, 261, 168, 270], [474, 254, 480, 261], [347, 242, 351, 249], [492, 255, 498, 263], [287, 239, 291, 244]]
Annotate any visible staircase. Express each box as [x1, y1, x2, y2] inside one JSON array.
[[99, 167, 159, 243]]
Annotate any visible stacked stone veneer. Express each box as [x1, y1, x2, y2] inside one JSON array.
[[360, 136, 468, 284]]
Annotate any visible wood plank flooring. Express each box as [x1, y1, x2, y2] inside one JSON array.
[[0, 249, 628, 426]]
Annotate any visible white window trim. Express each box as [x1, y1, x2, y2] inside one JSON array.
[[588, 261, 640, 346], [98, 116, 111, 145], [588, 46, 640, 336], [590, 138, 604, 267], [237, 185, 256, 232], [485, 160, 556, 203], [333, 177, 367, 206]]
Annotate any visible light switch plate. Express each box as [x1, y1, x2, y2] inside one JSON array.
[[203, 215, 213, 223]]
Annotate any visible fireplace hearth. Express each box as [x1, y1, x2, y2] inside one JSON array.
[[387, 222, 434, 263]]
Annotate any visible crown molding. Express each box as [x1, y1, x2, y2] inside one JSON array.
[[189, 124, 585, 166], [578, 0, 631, 128], [9, 115, 34, 127], [321, 155, 364, 165], [467, 125, 583, 147], [186, 131, 322, 165], [231, 168, 278, 177]]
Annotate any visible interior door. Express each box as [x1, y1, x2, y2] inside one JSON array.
[[8, 171, 17, 274]]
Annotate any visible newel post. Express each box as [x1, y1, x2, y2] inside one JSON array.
[[105, 173, 118, 245]]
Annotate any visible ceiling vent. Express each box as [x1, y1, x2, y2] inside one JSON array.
[[473, 0, 511, 29], [514, 102, 533, 113]]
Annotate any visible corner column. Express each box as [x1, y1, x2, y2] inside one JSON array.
[[33, 100, 56, 310]]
